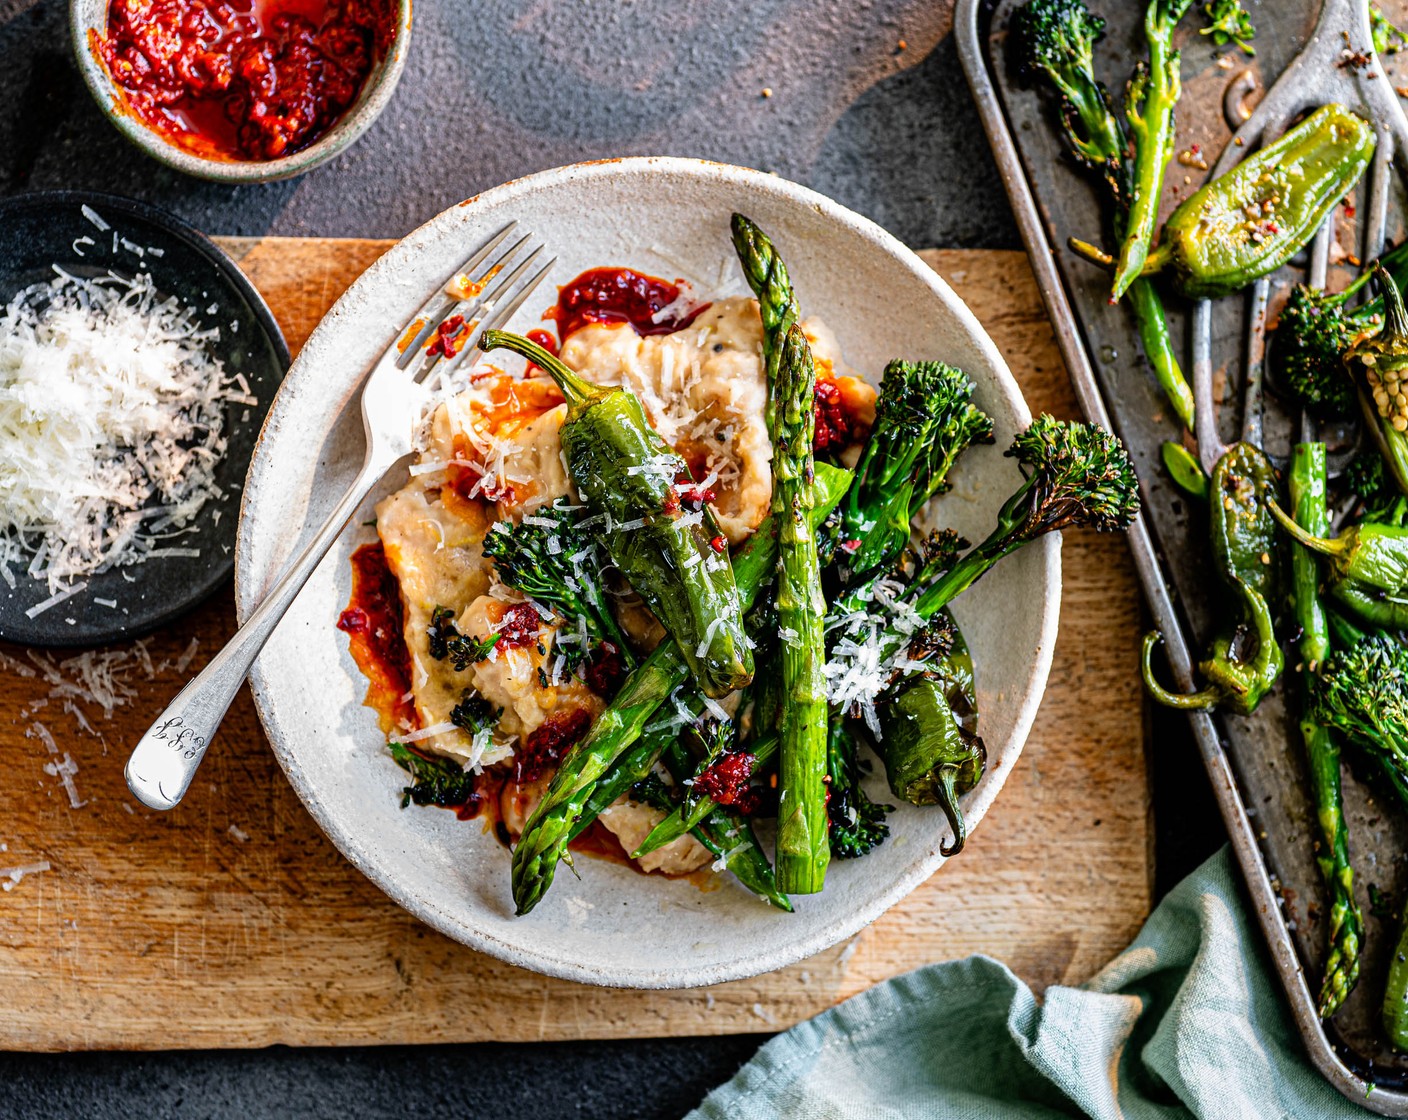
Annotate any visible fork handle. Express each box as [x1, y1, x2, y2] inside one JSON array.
[[125, 452, 390, 811]]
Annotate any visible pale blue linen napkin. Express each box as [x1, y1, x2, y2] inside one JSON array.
[[688, 847, 1378, 1119]]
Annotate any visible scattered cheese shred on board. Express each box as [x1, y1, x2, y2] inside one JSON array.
[[0, 266, 249, 592], [1, 860, 51, 892]]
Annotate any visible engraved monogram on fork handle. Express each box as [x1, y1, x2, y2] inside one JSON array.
[[125, 224, 555, 810]]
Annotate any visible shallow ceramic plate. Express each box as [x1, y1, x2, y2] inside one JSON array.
[[0, 191, 288, 647], [235, 158, 1060, 989]]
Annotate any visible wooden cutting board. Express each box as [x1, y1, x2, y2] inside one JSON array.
[[0, 239, 1150, 1051]]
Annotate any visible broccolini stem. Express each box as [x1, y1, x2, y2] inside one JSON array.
[[1113, 1, 1193, 301], [509, 463, 853, 915], [1130, 278, 1195, 431], [1289, 442, 1361, 1018]]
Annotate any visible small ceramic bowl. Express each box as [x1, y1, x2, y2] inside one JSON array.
[[0, 191, 289, 646], [68, 0, 412, 183]]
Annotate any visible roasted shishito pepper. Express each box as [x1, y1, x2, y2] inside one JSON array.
[[480, 330, 753, 698], [1143, 442, 1283, 713], [1074, 104, 1375, 301], [1268, 500, 1408, 630], [877, 617, 985, 857], [1346, 267, 1408, 496]]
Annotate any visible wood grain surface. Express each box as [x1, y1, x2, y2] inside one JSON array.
[[0, 239, 1150, 1051]]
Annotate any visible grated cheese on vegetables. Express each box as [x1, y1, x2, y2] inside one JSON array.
[[0, 266, 250, 592]]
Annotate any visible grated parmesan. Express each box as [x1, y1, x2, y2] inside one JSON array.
[[0, 265, 250, 592]]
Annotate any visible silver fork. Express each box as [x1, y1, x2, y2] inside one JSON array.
[[1192, 0, 1408, 473], [125, 223, 556, 811]]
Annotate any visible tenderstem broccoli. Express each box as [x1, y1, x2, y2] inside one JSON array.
[[1272, 239, 1408, 419], [1011, 0, 1194, 430], [482, 499, 636, 671], [1316, 633, 1408, 796], [838, 358, 993, 582]]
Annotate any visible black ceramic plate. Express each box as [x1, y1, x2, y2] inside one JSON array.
[[0, 191, 289, 646]]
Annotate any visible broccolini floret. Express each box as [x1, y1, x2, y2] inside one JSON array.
[[1200, 0, 1256, 54], [1011, 0, 1125, 180], [907, 415, 1140, 618], [1316, 634, 1408, 804], [838, 359, 993, 582], [826, 722, 892, 859], [1271, 240, 1408, 418], [483, 499, 635, 669]]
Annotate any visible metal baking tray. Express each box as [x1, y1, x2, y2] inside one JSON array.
[[958, 0, 1408, 1110]]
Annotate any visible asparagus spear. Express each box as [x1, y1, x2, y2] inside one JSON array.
[[730, 213, 800, 433], [480, 329, 751, 698], [510, 462, 853, 915], [766, 322, 831, 893], [1289, 442, 1361, 1017], [731, 214, 831, 892]]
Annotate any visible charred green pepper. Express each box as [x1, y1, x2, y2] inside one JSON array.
[[1143, 442, 1283, 713], [878, 616, 985, 856], [1076, 104, 1375, 300], [1268, 499, 1408, 630], [481, 329, 752, 699], [1346, 267, 1408, 497]]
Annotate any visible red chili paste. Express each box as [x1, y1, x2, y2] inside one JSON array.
[[514, 707, 592, 784], [337, 542, 414, 729], [553, 268, 709, 341], [692, 751, 759, 813], [96, 0, 393, 161]]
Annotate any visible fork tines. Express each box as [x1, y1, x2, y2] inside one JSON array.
[[395, 222, 557, 383]]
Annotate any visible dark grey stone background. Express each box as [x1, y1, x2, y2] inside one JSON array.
[[0, 1, 1218, 1116], [2, 0, 1015, 250]]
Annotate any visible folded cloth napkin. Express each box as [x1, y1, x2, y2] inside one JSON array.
[[688, 846, 1377, 1119]]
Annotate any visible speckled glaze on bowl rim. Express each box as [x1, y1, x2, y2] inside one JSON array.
[[68, 0, 412, 183], [234, 157, 1061, 989]]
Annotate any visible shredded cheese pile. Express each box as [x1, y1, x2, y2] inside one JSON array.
[[0, 266, 250, 593]]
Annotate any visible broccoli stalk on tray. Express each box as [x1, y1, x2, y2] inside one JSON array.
[[1271, 240, 1408, 419], [1115, 0, 1195, 304], [1011, 0, 1195, 431], [482, 499, 636, 673]]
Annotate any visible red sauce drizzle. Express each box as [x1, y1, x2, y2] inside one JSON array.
[[813, 377, 862, 455], [96, 0, 393, 162], [337, 542, 414, 728], [693, 751, 759, 813], [582, 644, 627, 700], [553, 268, 709, 341], [497, 602, 541, 649], [515, 708, 592, 784]]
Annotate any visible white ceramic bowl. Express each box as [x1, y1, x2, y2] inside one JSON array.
[[235, 158, 1060, 988]]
